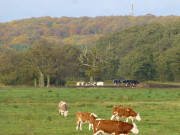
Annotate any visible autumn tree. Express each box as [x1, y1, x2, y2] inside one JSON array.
[[0, 48, 20, 85], [52, 44, 81, 84], [27, 40, 55, 87]]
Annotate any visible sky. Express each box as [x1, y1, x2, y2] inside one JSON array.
[[0, 0, 180, 22]]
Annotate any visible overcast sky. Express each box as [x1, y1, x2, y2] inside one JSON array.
[[0, 0, 180, 22]]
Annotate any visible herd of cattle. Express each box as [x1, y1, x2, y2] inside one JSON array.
[[113, 79, 140, 88], [76, 79, 139, 88], [76, 82, 104, 86], [58, 101, 141, 135]]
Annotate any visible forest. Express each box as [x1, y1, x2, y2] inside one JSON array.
[[0, 15, 180, 86]]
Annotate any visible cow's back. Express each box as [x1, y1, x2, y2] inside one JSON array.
[[93, 120, 133, 134], [113, 106, 125, 117], [76, 112, 91, 122], [114, 106, 137, 117], [58, 101, 68, 111], [124, 107, 137, 117]]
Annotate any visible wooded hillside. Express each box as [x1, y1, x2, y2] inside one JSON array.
[[0, 15, 180, 86], [1, 15, 180, 49], [95, 22, 180, 81]]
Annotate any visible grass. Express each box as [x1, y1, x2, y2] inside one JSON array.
[[0, 87, 180, 135]]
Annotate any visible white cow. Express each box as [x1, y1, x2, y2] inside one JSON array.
[[97, 82, 104, 86], [76, 82, 85, 86], [58, 101, 68, 117]]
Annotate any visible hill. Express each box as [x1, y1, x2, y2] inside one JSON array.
[[1, 15, 180, 50]]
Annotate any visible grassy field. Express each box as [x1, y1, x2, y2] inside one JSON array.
[[0, 87, 180, 135]]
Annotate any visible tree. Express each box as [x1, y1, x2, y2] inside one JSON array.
[[156, 46, 180, 81], [27, 40, 55, 87], [79, 45, 102, 84], [52, 44, 81, 84], [118, 46, 156, 81], [0, 48, 20, 85]]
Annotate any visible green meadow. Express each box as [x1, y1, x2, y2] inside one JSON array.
[[0, 87, 180, 135]]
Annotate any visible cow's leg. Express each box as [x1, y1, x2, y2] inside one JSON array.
[[92, 124, 94, 130], [89, 123, 93, 131], [131, 118, 134, 123], [126, 118, 128, 122], [61, 111, 64, 116], [76, 120, 79, 130], [59, 110, 61, 115], [116, 116, 120, 121], [111, 115, 116, 120], [89, 123, 91, 130], [93, 130, 103, 135], [80, 122, 82, 131]]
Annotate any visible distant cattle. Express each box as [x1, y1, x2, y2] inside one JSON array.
[[113, 79, 121, 86], [92, 119, 139, 135], [76, 82, 86, 86], [76, 112, 97, 131], [58, 101, 68, 117], [87, 82, 97, 86], [97, 82, 104, 86], [111, 106, 141, 123], [123, 80, 139, 88]]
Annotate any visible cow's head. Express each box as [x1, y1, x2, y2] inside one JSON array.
[[90, 113, 98, 123], [64, 111, 69, 117], [131, 123, 139, 134], [136, 113, 141, 121]]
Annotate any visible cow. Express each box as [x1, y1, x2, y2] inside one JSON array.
[[76, 82, 86, 86], [123, 80, 139, 88], [92, 119, 139, 135], [113, 79, 121, 86], [76, 112, 97, 131], [87, 82, 97, 86], [58, 101, 68, 117], [111, 106, 141, 123], [97, 82, 104, 86]]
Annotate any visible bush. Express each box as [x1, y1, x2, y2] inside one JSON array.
[[66, 81, 76, 86], [136, 83, 150, 88]]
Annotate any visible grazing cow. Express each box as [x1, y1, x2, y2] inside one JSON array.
[[111, 107, 141, 123], [123, 80, 139, 88], [76, 112, 97, 131], [58, 101, 68, 117], [92, 119, 139, 135], [97, 82, 104, 86]]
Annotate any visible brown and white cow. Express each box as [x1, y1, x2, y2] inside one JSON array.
[[58, 101, 68, 117], [92, 119, 139, 135], [76, 112, 97, 131], [111, 106, 141, 123]]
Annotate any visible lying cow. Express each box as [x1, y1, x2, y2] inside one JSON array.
[[76, 112, 97, 131], [92, 119, 139, 135], [58, 101, 68, 117], [111, 106, 141, 123]]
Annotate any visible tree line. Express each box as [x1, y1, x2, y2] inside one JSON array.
[[0, 20, 180, 87]]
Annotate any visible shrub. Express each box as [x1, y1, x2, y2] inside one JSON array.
[[136, 83, 150, 88]]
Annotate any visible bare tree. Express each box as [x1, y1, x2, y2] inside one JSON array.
[[79, 45, 102, 84]]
